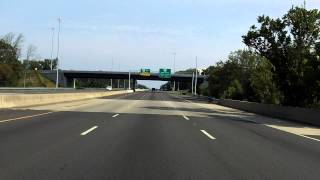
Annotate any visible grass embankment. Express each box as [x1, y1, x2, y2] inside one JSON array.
[[17, 70, 55, 87], [0, 64, 55, 87]]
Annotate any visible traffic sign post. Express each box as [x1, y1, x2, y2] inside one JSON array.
[[159, 69, 171, 78]]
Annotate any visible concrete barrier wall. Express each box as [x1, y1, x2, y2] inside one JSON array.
[[217, 99, 320, 126], [0, 90, 132, 109]]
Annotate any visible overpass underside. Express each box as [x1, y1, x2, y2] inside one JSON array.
[[40, 70, 206, 89]]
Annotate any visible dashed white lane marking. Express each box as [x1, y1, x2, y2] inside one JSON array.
[[183, 115, 190, 120], [141, 93, 148, 99], [112, 114, 119, 118], [81, 126, 98, 136], [170, 93, 320, 143], [0, 112, 54, 123], [200, 130, 216, 140]]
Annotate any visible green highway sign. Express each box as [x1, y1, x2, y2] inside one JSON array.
[[159, 68, 171, 78], [140, 69, 151, 76]]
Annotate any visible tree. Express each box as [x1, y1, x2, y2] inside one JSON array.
[[1, 33, 24, 59], [26, 44, 37, 61], [208, 50, 259, 100], [222, 79, 244, 100], [243, 6, 320, 107], [250, 58, 281, 104], [0, 40, 17, 64], [0, 40, 22, 86]]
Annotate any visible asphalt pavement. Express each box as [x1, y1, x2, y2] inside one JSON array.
[[0, 91, 319, 180]]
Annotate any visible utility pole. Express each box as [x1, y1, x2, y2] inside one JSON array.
[[191, 72, 194, 94], [195, 56, 198, 95], [128, 71, 131, 90], [173, 53, 176, 91], [110, 57, 114, 88], [56, 17, 61, 89], [118, 62, 120, 89], [50, 27, 55, 70]]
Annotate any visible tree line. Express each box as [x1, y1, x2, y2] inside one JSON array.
[[0, 33, 57, 86], [207, 6, 320, 108]]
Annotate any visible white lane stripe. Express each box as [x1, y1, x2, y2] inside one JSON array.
[[112, 114, 119, 118], [81, 126, 98, 136], [0, 112, 54, 123], [297, 134, 320, 142], [183, 115, 190, 120], [141, 93, 148, 99], [200, 130, 216, 140], [171, 93, 320, 143]]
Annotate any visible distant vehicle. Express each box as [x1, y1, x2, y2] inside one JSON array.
[[106, 86, 112, 91], [152, 88, 156, 92]]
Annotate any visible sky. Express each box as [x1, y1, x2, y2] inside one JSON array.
[[1, 0, 319, 88]]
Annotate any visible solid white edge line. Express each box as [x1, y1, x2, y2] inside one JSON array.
[[183, 115, 190, 120], [0, 112, 54, 123], [200, 130, 216, 140], [112, 114, 119, 118], [81, 126, 98, 136], [297, 134, 320, 142]]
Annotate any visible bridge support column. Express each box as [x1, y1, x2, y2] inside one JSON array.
[[132, 79, 137, 92], [73, 78, 76, 89]]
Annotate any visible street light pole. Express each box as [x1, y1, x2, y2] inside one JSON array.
[[55, 18, 61, 89], [191, 72, 194, 94], [50, 27, 55, 70], [195, 56, 198, 95], [111, 57, 114, 88], [128, 71, 131, 90], [173, 52, 176, 91]]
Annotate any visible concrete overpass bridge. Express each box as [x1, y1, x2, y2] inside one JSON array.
[[40, 70, 207, 89]]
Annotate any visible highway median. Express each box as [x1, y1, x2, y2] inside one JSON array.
[[0, 90, 133, 108]]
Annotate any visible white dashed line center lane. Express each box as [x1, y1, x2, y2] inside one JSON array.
[[112, 114, 119, 118], [81, 126, 98, 136], [200, 130, 216, 140], [0, 112, 54, 124], [183, 115, 190, 120]]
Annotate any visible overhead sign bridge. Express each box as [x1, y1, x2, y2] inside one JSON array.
[[41, 70, 206, 89]]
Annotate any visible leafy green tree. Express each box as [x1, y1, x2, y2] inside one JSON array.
[[222, 79, 244, 100], [0, 40, 22, 86], [250, 58, 281, 104], [243, 6, 320, 107], [1, 33, 24, 59], [0, 40, 17, 64], [208, 50, 260, 100]]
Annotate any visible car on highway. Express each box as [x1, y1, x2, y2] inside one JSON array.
[[106, 86, 112, 91]]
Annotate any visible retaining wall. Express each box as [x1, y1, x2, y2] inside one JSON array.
[[218, 99, 320, 126], [0, 90, 132, 108]]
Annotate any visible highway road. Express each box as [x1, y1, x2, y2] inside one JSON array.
[[0, 91, 319, 180]]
